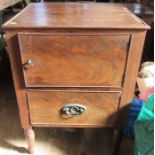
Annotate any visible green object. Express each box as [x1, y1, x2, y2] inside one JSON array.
[[0, 38, 6, 51], [133, 95, 154, 155]]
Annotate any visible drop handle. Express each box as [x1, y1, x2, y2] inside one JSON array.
[[61, 103, 87, 117], [23, 59, 34, 69]]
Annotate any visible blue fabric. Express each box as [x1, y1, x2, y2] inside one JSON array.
[[123, 99, 144, 139]]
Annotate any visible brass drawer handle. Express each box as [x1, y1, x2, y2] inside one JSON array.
[[23, 59, 34, 69], [61, 104, 87, 117]]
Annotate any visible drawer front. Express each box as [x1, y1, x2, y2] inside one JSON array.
[[27, 91, 121, 127], [19, 34, 130, 87]]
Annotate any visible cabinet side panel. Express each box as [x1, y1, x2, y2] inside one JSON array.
[[118, 30, 147, 127], [5, 31, 31, 128], [121, 31, 147, 105]]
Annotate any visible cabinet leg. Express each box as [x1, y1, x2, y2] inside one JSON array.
[[112, 128, 122, 155], [24, 128, 35, 154], [83, 128, 93, 144]]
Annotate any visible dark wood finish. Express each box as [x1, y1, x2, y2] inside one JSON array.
[[3, 3, 149, 30], [28, 91, 121, 127], [4, 31, 31, 129], [19, 33, 130, 87], [120, 31, 147, 105], [118, 31, 147, 130], [3, 3, 149, 154]]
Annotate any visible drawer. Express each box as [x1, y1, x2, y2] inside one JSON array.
[[19, 33, 130, 88], [27, 91, 121, 127]]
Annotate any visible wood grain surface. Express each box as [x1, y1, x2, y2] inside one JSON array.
[[28, 91, 121, 127], [3, 3, 149, 153], [5, 31, 31, 129], [19, 33, 130, 87], [3, 3, 150, 29]]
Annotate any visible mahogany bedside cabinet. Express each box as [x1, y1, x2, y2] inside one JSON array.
[[2, 3, 149, 154]]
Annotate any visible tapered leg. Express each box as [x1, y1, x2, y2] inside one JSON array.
[[24, 128, 35, 154], [112, 128, 122, 155], [83, 128, 93, 144]]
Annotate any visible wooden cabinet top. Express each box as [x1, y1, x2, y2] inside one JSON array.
[[3, 3, 149, 30]]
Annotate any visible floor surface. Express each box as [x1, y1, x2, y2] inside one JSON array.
[[0, 72, 115, 155]]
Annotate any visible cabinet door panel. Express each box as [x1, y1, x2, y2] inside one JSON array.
[[19, 34, 130, 87]]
